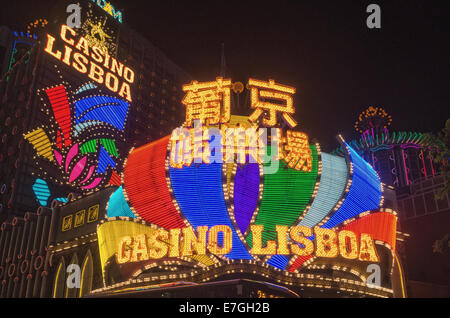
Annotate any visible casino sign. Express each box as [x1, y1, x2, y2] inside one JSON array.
[[93, 78, 399, 297]]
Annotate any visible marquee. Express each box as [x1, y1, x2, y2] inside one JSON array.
[[96, 78, 398, 296]]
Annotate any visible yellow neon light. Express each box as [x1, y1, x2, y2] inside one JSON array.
[[247, 78, 297, 128], [182, 77, 232, 127]]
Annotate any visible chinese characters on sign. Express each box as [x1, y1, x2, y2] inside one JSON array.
[[171, 77, 312, 172], [182, 78, 232, 127]]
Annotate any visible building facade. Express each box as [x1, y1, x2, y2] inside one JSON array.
[[0, 0, 190, 222], [332, 106, 449, 297]]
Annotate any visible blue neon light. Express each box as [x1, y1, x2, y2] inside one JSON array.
[[74, 96, 129, 131], [107, 186, 135, 218], [321, 143, 381, 229], [169, 162, 253, 260], [97, 146, 116, 174], [32, 178, 51, 206]]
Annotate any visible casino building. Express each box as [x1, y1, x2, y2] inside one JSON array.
[[0, 71, 407, 298], [332, 107, 449, 297], [0, 0, 190, 222]]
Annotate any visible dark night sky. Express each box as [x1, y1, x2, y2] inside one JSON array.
[[1, 0, 449, 151]]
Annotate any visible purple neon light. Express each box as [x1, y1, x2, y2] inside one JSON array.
[[65, 143, 79, 173], [402, 149, 409, 185], [69, 156, 87, 182], [233, 163, 260, 234], [81, 177, 103, 190], [54, 149, 63, 166], [79, 166, 95, 184], [420, 150, 428, 179]]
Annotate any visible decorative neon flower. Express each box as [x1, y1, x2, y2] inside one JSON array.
[[25, 82, 129, 201]]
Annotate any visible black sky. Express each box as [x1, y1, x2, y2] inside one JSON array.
[[1, 0, 449, 151]]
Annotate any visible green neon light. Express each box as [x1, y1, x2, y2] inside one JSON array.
[[100, 138, 119, 157], [80, 139, 98, 154], [246, 145, 319, 248]]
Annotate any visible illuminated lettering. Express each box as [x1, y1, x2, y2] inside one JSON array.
[[182, 226, 208, 256], [60, 24, 76, 46], [75, 36, 90, 56], [88, 61, 104, 84], [289, 226, 314, 256], [130, 234, 149, 262], [117, 236, 132, 264], [91, 46, 104, 64], [148, 229, 169, 259], [338, 230, 359, 259], [359, 233, 379, 262], [110, 57, 123, 77], [124, 67, 135, 84], [249, 225, 277, 255], [72, 52, 89, 73], [114, 225, 380, 264], [44, 24, 134, 100], [44, 34, 62, 60], [208, 225, 232, 255], [118, 82, 132, 102], [275, 226, 290, 255], [61, 45, 73, 66], [314, 227, 339, 258], [248, 78, 297, 128], [169, 228, 181, 257], [105, 72, 119, 92]]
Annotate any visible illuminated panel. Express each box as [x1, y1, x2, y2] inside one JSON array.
[[288, 255, 313, 272], [24, 128, 54, 161], [100, 139, 119, 157], [97, 146, 116, 174], [340, 211, 397, 252], [321, 143, 381, 229], [75, 82, 97, 95], [80, 139, 98, 154], [267, 254, 291, 270], [74, 96, 129, 131], [74, 121, 103, 136], [45, 85, 72, 147], [123, 136, 186, 229], [169, 162, 253, 260], [233, 163, 260, 234], [107, 186, 135, 218], [298, 152, 348, 228], [246, 145, 318, 248], [32, 178, 51, 206]]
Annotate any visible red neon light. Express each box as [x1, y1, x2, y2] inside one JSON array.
[[339, 211, 397, 252], [56, 130, 63, 149], [420, 150, 427, 179], [288, 255, 313, 272], [108, 170, 121, 186], [123, 136, 186, 229], [401, 149, 409, 185], [45, 85, 72, 147]]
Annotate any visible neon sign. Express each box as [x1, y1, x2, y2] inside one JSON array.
[[170, 77, 313, 171], [96, 77, 397, 289], [91, 0, 123, 23], [44, 24, 134, 102], [115, 225, 379, 264]]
